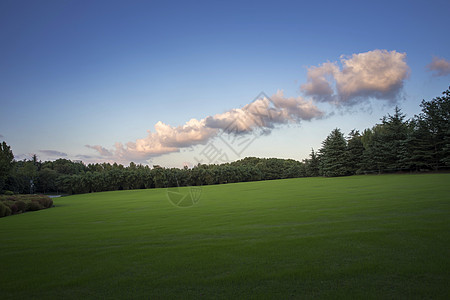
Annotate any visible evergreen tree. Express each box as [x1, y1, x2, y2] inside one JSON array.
[[319, 129, 349, 177], [383, 107, 409, 170], [0, 141, 14, 191], [347, 130, 364, 174], [416, 87, 450, 169], [362, 124, 389, 173], [399, 119, 433, 171], [304, 149, 320, 177]]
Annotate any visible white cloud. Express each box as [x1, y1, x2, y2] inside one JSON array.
[[205, 91, 323, 133], [300, 62, 337, 102], [88, 92, 324, 163], [301, 49, 410, 105], [87, 49, 410, 164], [426, 56, 450, 76]]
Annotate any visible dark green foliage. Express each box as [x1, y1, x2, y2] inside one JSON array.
[[15, 200, 26, 212], [33, 196, 53, 208], [319, 128, 349, 177], [399, 119, 434, 171], [0, 195, 53, 217], [27, 201, 42, 211], [1, 88, 449, 193], [347, 130, 364, 174], [304, 149, 320, 177], [381, 107, 409, 170], [0, 201, 11, 217], [36, 168, 58, 193], [359, 108, 410, 173], [415, 87, 450, 169], [9, 203, 18, 214], [1, 200, 19, 214], [0, 141, 14, 192]]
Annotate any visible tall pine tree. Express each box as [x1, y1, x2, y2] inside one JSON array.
[[319, 129, 349, 177], [347, 130, 364, 174], [416, 87, 450, 169]]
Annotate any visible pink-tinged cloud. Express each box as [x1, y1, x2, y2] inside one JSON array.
[[301, 49, 410, 105], [426, 56, 450, 76], [85, 145, 113, 156], [87, 92, 324, 163], [39, 150, 67, 157]]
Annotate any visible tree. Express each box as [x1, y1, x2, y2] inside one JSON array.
[[360, 108, 409, 173], [381, 107, 409, 171], [304, 149, 320, 177], [399, 119, 433, 171], [416, 87, 450, 169], [0, 141, 14, 191], [361, 125, 389, 173], [36, 168, 58, 193], [319, 129, 349, 177], [347, 130, 364, 174]]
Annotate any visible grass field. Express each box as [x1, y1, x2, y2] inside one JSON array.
[[1, 174, 449, 299]]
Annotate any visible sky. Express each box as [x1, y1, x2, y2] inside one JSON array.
[[1, 0, 449, 168]]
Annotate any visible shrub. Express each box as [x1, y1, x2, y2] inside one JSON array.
[[3, 190, 14, 195], [27, 201, 42, 211], [15, 200, 26, 212], [2, 200, 15, 210], [0, 202, 11, 217], [38, 196, 53, 208], [0, 202, 6, 217], [9, 203, 18, 214], [0, 195, 18, 202], [5, 205, 11, 217], [0, 195, 53, 216]]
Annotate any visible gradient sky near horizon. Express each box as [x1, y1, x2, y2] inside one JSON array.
[[1, 0, 449, 168]]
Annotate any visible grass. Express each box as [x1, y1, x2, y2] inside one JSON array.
[[1, 174, 449, 299]]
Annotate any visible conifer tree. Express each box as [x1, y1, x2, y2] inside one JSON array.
[[319, 129, 349, 177]]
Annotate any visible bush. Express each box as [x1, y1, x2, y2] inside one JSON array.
[[3, 190, 14, 195], [0, 195, 53, 217], [5, 205, 11, 217], [9, 203, 18, 214], [37, 196, 53, 208], [2, 200, 15, 210], [0, 202, 11, 217], [15, 200, 26, 212], [0, 195, 17, 202], [0, 202, 6, 217], [27, 201, 42, 211]]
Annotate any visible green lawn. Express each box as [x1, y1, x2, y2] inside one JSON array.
[[1, 174, 449, 299]]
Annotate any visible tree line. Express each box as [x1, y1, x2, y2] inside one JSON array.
[[0, 87, 448, 195]]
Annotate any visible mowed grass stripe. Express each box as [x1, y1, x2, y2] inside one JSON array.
[[1, 174, 449, 299]]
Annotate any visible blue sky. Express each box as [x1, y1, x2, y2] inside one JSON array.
[[1, 0, 449, 167]]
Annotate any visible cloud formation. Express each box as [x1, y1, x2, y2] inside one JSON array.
[[301, 49, 409, 105], [426, 56, 450, 76], [87, 49, 411, 164], [85, 145, 113, 156], [205, 91, 323, 134], [39, 150, 68, 157], [76, 154, 95, 160], [87, 91, 324, 162]]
